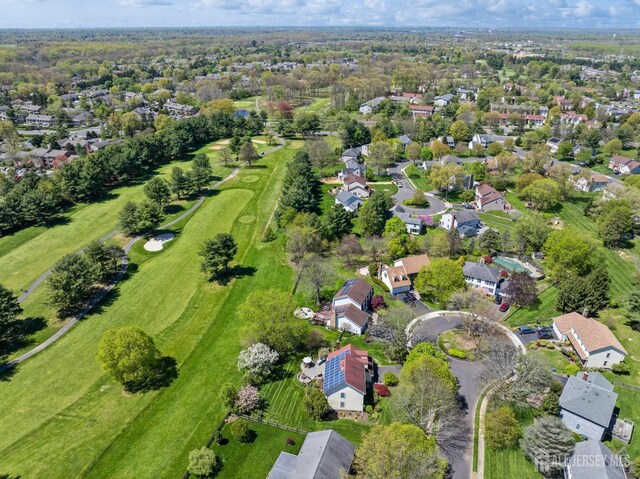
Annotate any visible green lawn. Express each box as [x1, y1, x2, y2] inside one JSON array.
[[405, 164, 431, 192], [606, 387, 640, 458], [0, 142, 236, 293], [484, 448, 542, 479], [260, 359, 372, 445], [506, 286, 559, 326], [212, 421, 304, 479], [0, 142, 301, 478], [293, 97, 331, 116]]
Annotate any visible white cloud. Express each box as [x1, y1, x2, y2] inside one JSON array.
[[120, 0, 172, 6]]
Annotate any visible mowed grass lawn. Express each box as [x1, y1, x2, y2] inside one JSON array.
[[0, 143, 235, 293], [260, 360, 372, 444], [484, 448, 542, 479], [212, 421, 304, 479], [0, 142, 299, 478]]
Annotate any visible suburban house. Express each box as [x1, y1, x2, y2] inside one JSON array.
[[468, 133, 512, 150], [397, 135, 412, 149], [559, 372, 617, 440], [337, 158, 366, 180], [574, 174, 610, 193], [462, 261, 504, 296], [439, 154, 463, 166], [547, 137, 562, 153], [389, 204, 424, 235], [25, 114, 54, 127], [475, 184, 508, 212], [380, 254, 431, 294], [164, 100, 197, 117], [609, 156, 640, 175], [565, 439, 627, 479], [553, 312, 627, 368], [267, 430, 355, 479], [434, 93, 454, 106], [439, 210, 482, 237], [322, 344, 372, 412], [343, 174, 370, 198], [438, 136, 456, 148], [409, 104, 434, 119], [335, 190, 362, 213], [358, 97, 384, 115], [328, 278, 373, 334]]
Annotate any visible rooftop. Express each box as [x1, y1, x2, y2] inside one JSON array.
[[554, 312, 626, 355], [559, 373, 617, 428]]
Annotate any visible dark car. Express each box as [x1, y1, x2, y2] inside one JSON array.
[[499, 303, 510, 312], [495, 295, 503, 305], [536, 325, 553, 332], [517, 326, 536, 335], [537, 330, 553, 339]]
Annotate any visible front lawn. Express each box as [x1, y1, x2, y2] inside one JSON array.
[[485, 448, 542, 479], [211, 420, 304, 479], [506, 286, 559, 327]]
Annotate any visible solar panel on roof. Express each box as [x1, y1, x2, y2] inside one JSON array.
[[323, 351, 347, 393]]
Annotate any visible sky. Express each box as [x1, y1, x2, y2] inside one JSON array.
[[1, 0, 640, 29]]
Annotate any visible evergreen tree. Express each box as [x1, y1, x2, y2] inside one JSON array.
[[322, 204, 352, 241], [521, 415, 574, 477], [357, 190, 391, 237]]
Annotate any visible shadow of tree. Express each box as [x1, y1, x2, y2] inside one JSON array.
[[124, 356, 178, 393], [211, 265, 257, 285], [0, 317, 47, 359]]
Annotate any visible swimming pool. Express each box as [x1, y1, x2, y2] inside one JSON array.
[[493, 256, 528, 273]]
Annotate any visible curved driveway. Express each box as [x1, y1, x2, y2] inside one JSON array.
[[409, 312, 519, 479], [388, 161, 447, 215]]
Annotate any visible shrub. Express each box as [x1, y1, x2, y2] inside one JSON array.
[[286, 437, 295, 446], [371, 295, 387, 311], [365, 405, 374, 414], [383, 371, 399, 387], [262, 227, 277, 242], [370, 412, 379, 420], [303, 386, 330, 420], [235, 385, 260, 414], [373, 383, 390, 397], [546, 343, 555, 350], [229, 419, 252, 443], [485, 406, 522, 449], [188, 447, 218, 477], [448, 348, 467, 359], [529, 344, 538, 350], [612, 362, 630, 375], [564, 363, 581, 376], [371, 276, 390, 292], [368, 262, 378, 277]]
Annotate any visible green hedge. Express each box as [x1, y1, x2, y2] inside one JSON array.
[[448, 348, 467, 359]]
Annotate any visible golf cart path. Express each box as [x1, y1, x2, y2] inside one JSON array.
[[2, 150, 265, 371]]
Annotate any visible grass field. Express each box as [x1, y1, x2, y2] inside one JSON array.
[[484, 447, 542, 479], [405, 164, 431, 192], [0, 141, 301, 478], [260, 359, 372, 444], [212, 421, 304, 479], [0, 142, 237, 293]]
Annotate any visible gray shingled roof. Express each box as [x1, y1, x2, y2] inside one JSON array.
[[463, 262, 501, 283], [559, 374, 617, 428], [454, 209, 480, 224], [567, 440, 627, 479], [290, 430, 355, 479]]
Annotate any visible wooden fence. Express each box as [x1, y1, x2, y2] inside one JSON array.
[[181, 411, 231, 479], [237, 414, 309, 435]]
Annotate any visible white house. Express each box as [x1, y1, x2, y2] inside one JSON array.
[[609, 156, 640, 175], [440, 210, 482, 237], [553, 312, 627, 368], [476, 184, 508, 212], [434, 93, 454, 106], [359, 97, 384, 115], [335, 190, 362, 212], [573, 175, 609, 193], [380, 254, 431, 295], [322, 345, 372, 412], [468, 133, 513, 150], [463, 261, 503, 296], [389, 205, 424, 235], [343, 174, 370, 199], [559, 372, 617, 440]]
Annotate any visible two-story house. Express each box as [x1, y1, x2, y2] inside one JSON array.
[[329, 278, 373, 335], [322, 344, 372, 412], [463, 261, 503, 296]]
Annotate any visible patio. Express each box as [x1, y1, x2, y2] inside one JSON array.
[[297, 359, 325, 385]]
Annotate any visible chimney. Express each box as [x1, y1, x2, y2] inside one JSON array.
[[582, 372, 589, 381]]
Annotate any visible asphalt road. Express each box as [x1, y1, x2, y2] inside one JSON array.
[[388, 161, 448, 215], [409, 314, 513, 479]]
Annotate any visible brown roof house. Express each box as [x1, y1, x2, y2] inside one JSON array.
[[553, 312, 627, 369], [322, 344, 372, 412], [475, 184, 509, 212], [380, 254, 430, 295], [328, 279, 373, 335]]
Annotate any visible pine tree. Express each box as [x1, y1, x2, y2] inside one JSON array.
[[521, 415, 574, 476]]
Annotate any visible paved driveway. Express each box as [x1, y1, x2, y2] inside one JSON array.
[[410, 314, 513, 479]]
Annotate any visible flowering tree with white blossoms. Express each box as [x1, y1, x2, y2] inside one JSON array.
[[237, 342, 279, 381]]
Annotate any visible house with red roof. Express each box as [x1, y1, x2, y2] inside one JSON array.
[[408, 104, 434, 120], [608, 155, 640, 175], [322, 345, 372, 412]]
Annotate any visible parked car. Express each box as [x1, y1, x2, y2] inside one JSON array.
[[517, 326, 536, 335], [495, 295, 503, 305], [537, 330, 553, 339], [397, 181, 403, 188], [536, 325, 553, 332], [462, 202, 475, 209], [499, 303, 510, 312]]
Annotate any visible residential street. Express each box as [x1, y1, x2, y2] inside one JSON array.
[[388, 160, 448, 215]]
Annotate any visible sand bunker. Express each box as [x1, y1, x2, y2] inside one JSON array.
[[217, 139, 231, 145], [252, 139, 267, 144], [144, 233, 176, 252], [209, 145, 226, 150]]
